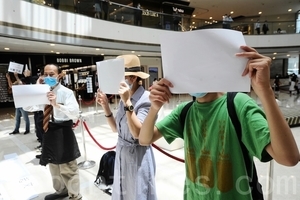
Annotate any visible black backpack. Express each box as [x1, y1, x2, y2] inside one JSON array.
[[180, 92, 264, 200], [94, 151, 116, 186]]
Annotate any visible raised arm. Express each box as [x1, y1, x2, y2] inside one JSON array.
[[139, 79, 173, 145], [237, 45, 300, 166], [96, 89, 117, 132]]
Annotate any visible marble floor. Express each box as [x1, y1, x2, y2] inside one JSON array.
[[0, 93, 300, 200]]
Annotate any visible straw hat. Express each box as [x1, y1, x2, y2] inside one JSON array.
[[116, 54, 150, 79]]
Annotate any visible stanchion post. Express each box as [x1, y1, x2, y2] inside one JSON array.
[[266, 160, 274, 200], [78, 95, 82, 112], [114, 95, 118, 110], [178, 93, 181, 103], [94, 92, 99, 115], [77, 113, 96, 169]]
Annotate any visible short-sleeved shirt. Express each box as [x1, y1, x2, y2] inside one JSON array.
[[156, 93, 272, 200]]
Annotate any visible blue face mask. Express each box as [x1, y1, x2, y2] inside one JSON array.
[[189, 92, 207, 98], [125, 79, 132, 89], [44, 76, 58, 87]]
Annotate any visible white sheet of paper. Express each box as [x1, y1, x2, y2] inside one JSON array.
[[160, 29, 250, 93], [96, 58, 125, 94], [8, 61, 24, 74], [12, 85, 50, 108]]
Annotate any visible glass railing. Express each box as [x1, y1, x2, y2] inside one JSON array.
[[25, 0, 299, 35]]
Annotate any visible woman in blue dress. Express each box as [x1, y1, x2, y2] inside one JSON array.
[[96, 55, 157, 200]]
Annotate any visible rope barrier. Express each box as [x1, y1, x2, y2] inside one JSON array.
[[152, 143, 185, 163], [82, 120, 116, 150], [73, 119, 80, 128], [76, 113, 184, 162], [81, 98, 96, 105]]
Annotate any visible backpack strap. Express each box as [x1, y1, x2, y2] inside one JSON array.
[[227, 92, 264, 200], [179, 101, 194, 132]]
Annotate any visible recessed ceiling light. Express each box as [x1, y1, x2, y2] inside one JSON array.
[[96, 48, 100, 50], [287, 54, 290, 57], [131, 51, 135, 53], [258, 12, 262, 15], [101, 53, 104, 56], [288, 9, 292, 12], [209, 17, 212, 19], [51, 50, 54, 53], [273, 52, 277, 55], [192, 14, 196, 17], [4, 47, 9, 50], [50, 44, 55, 46], [192, 22, 195, 24], [273, 57, 276, 60], [137, 55, 141, 57], [230, 11, 234, 14], [56, 52, 60, 54]]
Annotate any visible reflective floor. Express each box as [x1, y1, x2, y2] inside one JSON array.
[[0, 92, 300, 200]]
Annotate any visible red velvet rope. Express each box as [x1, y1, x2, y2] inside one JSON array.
[[152, 143, 185, 163], [79, 119, 184, 162], [82, 120, 116, 150], [80, 98, 96, 105], [72, 119, 80, 128]]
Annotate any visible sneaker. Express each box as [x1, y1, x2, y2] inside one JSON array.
[[44, 192, 68, 200], [9, 131, 19, 135]]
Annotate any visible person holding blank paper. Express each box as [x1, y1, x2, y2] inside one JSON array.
[[96, 55, 157, 200], [139, 46, 300, 200]]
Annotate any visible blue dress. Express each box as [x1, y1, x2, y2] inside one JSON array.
[[112, 86, 157, 200]]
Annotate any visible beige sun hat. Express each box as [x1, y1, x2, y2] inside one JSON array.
[[116, 54, 150, 79]]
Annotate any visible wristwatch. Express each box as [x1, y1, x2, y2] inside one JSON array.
[[124, 105, 134, 112]]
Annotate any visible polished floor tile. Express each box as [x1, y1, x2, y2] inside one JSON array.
[[0, 93, 300, 200]]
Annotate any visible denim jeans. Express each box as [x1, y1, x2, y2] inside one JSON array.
[[14, 108, 30, 132]]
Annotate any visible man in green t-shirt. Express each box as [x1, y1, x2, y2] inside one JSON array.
[[139, 46, 300, 200]]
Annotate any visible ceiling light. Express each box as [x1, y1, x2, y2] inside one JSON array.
[[192, 15, 196, 17], [258, 12, 262, 15], [96, 48, 100, 50], [101, 53, 104, 56], [137, 55, 141, 57], [4, 47, 9, 50], [230, 11, 234, 14], [50, 44, 55, 46], [287, 54, 290, 57], [273, 52, 277, 55], [288, 9, 292, 12], [56, 52, 60, 54], [209, 17, 212, 19], [131, 51, 135, 53], [192, 22, 195, 24], [272, 57, 276, 60], [51, 50, 54, 53]]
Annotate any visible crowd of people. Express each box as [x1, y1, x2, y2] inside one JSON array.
[[6, 46, 300, 200]]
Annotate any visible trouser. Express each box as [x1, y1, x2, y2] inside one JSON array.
[[14, 108, 30, 132], [34, 111, 44, 143], [49, 160, 82, 199]]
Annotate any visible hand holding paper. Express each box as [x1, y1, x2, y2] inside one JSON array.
[[96, 58, 125, 94], [12, 85, 50, 108], [160, 29, 250, 93]]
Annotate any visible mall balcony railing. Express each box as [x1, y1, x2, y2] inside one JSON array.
[[26, 0, 299, 35]]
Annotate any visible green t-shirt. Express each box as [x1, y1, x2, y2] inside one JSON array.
[[156, 93, 272, 200]]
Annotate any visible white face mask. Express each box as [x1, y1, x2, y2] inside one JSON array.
[[125, 79, 133, 89]]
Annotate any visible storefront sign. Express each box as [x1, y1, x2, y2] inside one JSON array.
[[57, 58, 83, 63], [172, 7, 184, 14], [142, 10, 159, 17]]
